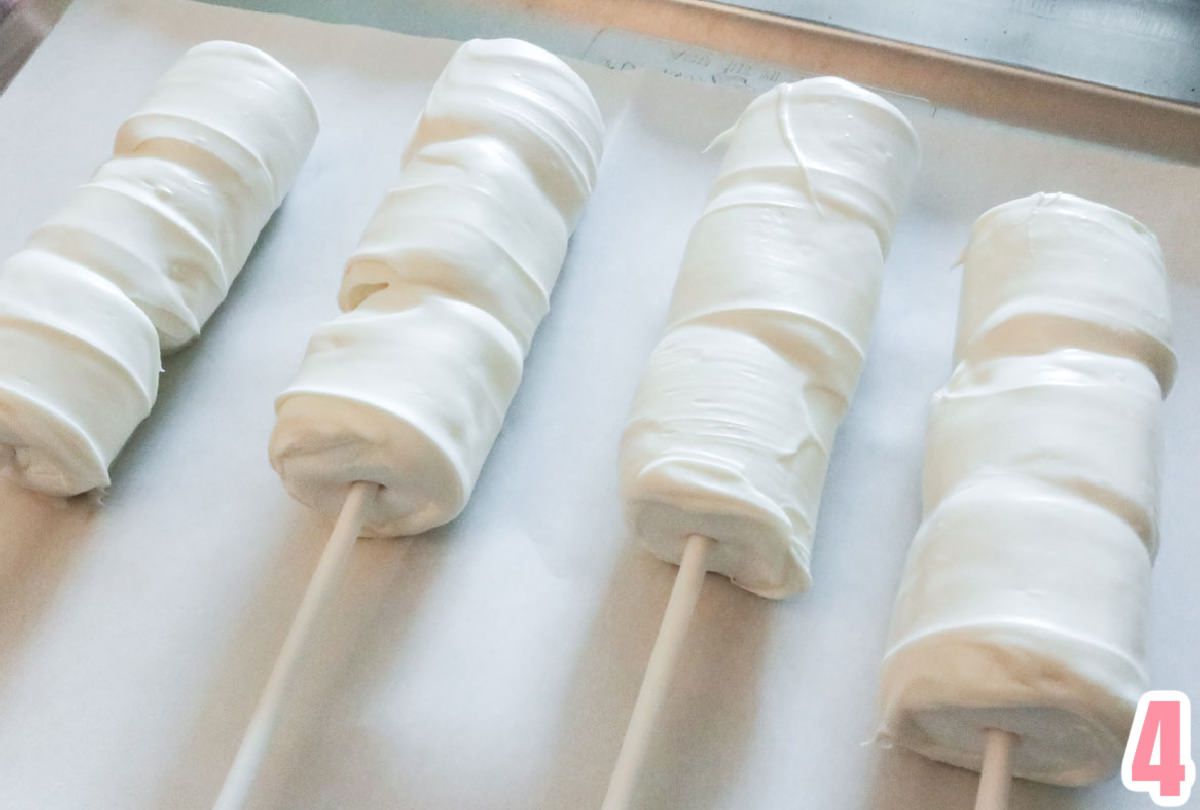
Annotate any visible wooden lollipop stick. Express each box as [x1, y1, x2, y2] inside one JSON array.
[[601, 533, 715, 810], [974, 729, 1016, 810], [212, 480, 379, 810]]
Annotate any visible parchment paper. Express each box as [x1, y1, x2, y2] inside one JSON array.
[[0, 0, 1197, 808]]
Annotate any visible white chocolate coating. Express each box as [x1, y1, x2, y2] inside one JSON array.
[[115, 41, 317, 215], [0, 251, 159, 495], [955, 193, 1175, 392], [619, 78, 920, 598], [110, 40, 318, 349], [878, 193, 1174, 786], [0, 41, 317, 495], [270, 39, 604, 537]]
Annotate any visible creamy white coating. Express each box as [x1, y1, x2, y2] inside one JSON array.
[[879, 192, 1173, 786], [924, 350, 1163, 554], [115, 40, 318, 214], [0, 251, 160, 496], [619, 77, 920, 598], [270, 38, 604, 537], [110, 40, 318, 348], [955, 192, 1176, 391], [0, 40, 317, 496]]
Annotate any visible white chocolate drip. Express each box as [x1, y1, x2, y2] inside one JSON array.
[[619, 77, 920, 598], [269, 39, 604, 537], [878, 192, 1174, 786], [0, 41, 317, 495]]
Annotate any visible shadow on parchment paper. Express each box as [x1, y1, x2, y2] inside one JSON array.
[[0, 479, 96, 695], [105, 205, 285, 492], [0, 210, 286, 775], [533, 538, 772, 810], [143, 507, 329, 810], [862, 742, 1107, 810], [250, 526, 450, 810], [147, 515, 449, 810]]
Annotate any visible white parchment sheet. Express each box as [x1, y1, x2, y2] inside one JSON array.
[[0, 0, 1197, 807]]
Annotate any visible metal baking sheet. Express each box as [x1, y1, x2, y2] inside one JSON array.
[[0, 0, 1197, 808]]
